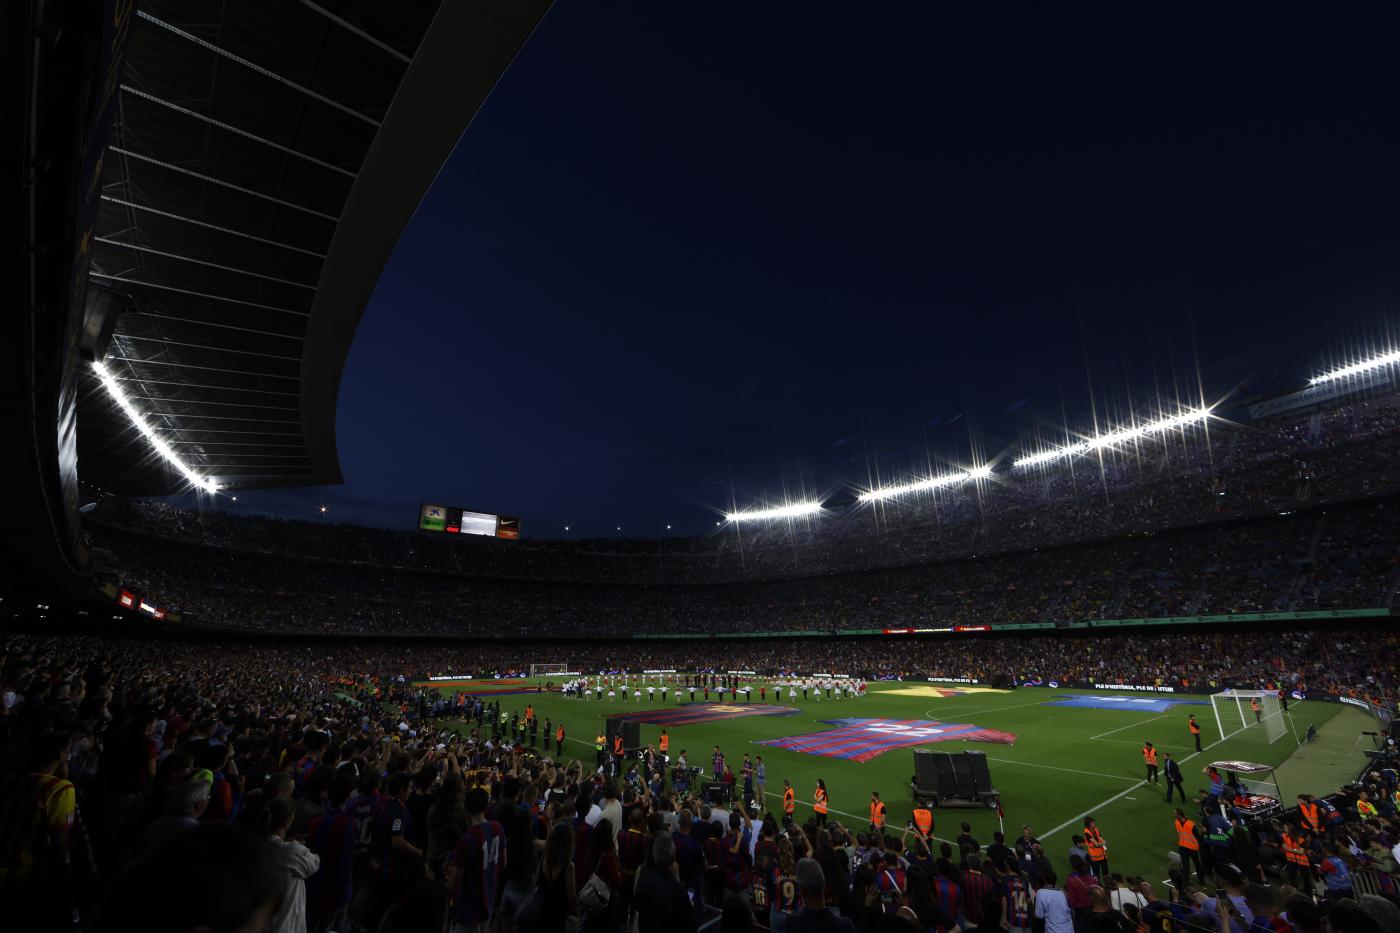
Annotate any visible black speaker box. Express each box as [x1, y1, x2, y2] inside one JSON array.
[[913, 750, 941, 788]]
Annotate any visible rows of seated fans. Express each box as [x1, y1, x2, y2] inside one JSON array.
[[2, 628, 1396, 931], [96, 392, 1400, 586], [89, 496, 1399, 637]]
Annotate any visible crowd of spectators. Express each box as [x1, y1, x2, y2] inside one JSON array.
[[88, 496, 1399, 637], [1, 631, 1397, 933], [92, 392, 1400, 586]]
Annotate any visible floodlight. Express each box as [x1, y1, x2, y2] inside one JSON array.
[[857, 466, 989, 503], [725, 502, 823, 521], [1014, 406, 1213, 468], [92, 361, 219, 494], [1309, 349, 1400, 386]]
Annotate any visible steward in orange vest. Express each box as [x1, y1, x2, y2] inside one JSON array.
[[869, 792, 887, 831], [782, 781, 796, 826], [1142, 742, 1159, 783], [813, 781, 829, 827], [1173, 810, 1203, 881], [913, 807, 934, 839], [1082, 817, 1108, 877], [1188, 715, 1202, 751], [1280, 824, 1314, 886], [1297, 795, 1321, 834]]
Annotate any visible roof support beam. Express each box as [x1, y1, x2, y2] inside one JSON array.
[[125, 310, 306, 341], [109, 147, 341, 222], [100, 196, 327, 258], [107, 376, 299, 397], [113, 334, 300, 362], [296, 0, 412, 64], [90, 273, 311, 316], [96, 236, 317, 290], [121, 84, 359, 179], [106, 356, 299, 380], [136, 11, 383, 127]]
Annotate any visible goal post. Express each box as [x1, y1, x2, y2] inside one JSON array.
[[529, 663, 569, 679], [1210, 689, 1286, 744]]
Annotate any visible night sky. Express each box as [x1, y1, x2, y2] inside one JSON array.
[[225, 5, 1400, 536]]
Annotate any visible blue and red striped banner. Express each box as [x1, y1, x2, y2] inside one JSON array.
[[758, 718, 1016, 762]]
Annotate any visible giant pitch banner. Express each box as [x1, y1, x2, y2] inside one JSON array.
[[758, 718, 1016, 762]]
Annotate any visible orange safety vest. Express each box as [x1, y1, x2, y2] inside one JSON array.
[[1298, 802, 1320, 833], [913, 808, 934, 835], [614, 736, 624, 754], [814, 788, 828, 814], [1143, 746, 1158, 766], [555, 727, 564, 741], [526, 706, 534, 721], [1189, 719, 1200, 735], [1358, 800, 1377, 820], [1281, 834, 1309, 866], [659, 735, 669, 752], [1084, 826, 1107, 861], [870, 800, 886, 828], [1174, 818, 1199, 851], [783, 788, 795, 814]]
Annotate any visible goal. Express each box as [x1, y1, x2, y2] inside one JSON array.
[[1211, 689, 1286, 744], [529, 663, 569, 679]]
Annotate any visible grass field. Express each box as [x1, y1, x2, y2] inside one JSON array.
[[429, 678, 1352, 880]]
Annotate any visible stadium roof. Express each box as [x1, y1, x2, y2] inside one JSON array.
[[79, 0, 551, 494]]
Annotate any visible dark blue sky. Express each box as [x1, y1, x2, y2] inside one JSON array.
[[231, 5, 1400, 536]]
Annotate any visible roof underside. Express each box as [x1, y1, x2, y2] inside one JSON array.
[[79, 0, 552, 494]]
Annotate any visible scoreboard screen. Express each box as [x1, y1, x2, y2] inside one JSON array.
[[419, 504, 520, 539]]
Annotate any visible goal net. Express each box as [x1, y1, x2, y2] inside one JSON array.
[[529, 663, 569, 679], [1211, 689, 1286, 744]]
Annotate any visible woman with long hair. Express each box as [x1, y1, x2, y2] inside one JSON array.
[[769, 835, 799, 933], [813, 779, 829, 828], [425, 774, 469, 875]]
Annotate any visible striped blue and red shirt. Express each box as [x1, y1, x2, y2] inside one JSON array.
[[933, 876, 962, 929], [307, 810, 357, 915], [1002, 874, 1032, 928], [450, 820, 506, 924]]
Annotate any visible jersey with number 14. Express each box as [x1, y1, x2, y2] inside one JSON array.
[[450, 819, 506, 924], [1002, 874, 1031, 928]]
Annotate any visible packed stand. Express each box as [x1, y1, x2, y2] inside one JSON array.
[[88, 497, 1400, 636], [1, 631, 1398, 933]]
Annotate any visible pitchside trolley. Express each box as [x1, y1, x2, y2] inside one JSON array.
[[909, 749, 1002, 809], [1205, 759, 1284, 824]]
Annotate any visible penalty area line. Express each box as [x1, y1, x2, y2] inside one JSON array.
[[1089, 713, 1169, 740]]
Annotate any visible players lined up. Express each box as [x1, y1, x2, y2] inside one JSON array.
[[562, 675, 868, 702]]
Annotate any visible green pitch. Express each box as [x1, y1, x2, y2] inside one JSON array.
[[435, 681, 1345, 880]]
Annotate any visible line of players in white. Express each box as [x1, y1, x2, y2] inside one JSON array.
[[560, 675, 868, 702]]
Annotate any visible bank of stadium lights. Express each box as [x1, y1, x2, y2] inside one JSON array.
[[91, 361, 220, 494], [1309, 349, 1400, 386], [724, 502, 824, 522], [1013, 406, 1214, 469], [857, 465, 994, 504]]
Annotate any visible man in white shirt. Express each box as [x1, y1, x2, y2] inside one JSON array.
[[1034, 870, 1074, 933]]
